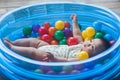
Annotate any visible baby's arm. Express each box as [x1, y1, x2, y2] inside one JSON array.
[[71, 14, 83, 43], [52, 57, 68, 62]]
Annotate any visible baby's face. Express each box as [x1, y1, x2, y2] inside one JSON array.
[[82, 39, 105, 56]]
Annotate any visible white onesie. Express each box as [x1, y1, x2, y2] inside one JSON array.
[[38, 44, 82, 59]]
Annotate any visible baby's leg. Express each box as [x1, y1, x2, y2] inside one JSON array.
[[4, 38, 49, 48], [4, 39, 53, 61]]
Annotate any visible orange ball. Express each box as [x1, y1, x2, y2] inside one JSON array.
[[64, 21, 70, 28], [50, 40, 58, 45], [48, 27, 56, 36]]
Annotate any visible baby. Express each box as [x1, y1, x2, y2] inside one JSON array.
[[4, 14, 110, 62]]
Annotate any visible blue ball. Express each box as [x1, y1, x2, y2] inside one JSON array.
[[103, 34, 113, 41], [82, 68, 89, 72], [62, 65, 73, 72], [93, 21, 102, 31], [51, 66, 62, 72], [32, 24, 40, 32], [94, 64, 102, 68]]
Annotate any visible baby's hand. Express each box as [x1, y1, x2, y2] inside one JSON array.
[[70, 14, 77, 23], [41, 52, 54, 62]]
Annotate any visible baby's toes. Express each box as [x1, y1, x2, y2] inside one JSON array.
[[4, 39, 12, 48]]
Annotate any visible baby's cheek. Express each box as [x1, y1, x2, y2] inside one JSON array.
[[83, 48, 92, 56]]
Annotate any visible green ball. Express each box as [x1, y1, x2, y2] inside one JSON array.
[[94, 32, 104, 38], [23, 27, 32, 36], [34, 69, 43, 73], [62, 65, 73, 72], [59, 38, 67, 45], [54, 30, 64, 40]]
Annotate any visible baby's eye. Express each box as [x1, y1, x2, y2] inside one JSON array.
[[88, 44, 91, 47]]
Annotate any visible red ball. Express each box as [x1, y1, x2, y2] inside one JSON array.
[[43, 22, 51, 30], [67, 37, 78, 46], [41, 34, 51, 43], [64, 21, 70, 28], [38, 27, 48, 36]]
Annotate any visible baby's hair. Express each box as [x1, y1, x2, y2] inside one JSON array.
[[101, 38, 111, 50], [93, 38, 111, 56]]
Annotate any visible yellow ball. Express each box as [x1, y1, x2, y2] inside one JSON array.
[[55, 20, 64, 30], [84, 37, 92, 41], [82, 30, 87, 39], [77, 51, 89, 60], [86, 27, 95, 38]]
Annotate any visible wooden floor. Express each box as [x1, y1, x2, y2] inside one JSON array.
[[0, 0, 120, 80], [0, 0, 120, 16]]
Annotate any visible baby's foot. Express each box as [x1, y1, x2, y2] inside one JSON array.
[[70, 14, 78, 23], [4, 39, 13, 48]]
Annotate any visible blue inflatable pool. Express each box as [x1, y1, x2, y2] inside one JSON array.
[[0, 2, 120, 80]]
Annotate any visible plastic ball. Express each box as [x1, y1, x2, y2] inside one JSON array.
[[103, 34, 113, 41], [40, 66, 50, 73], [73, 64, 84, 70], [62, 66, 73, 72], [34, 69, 43, 73], [109, 40, 115, 45], [86, 27, 95, 38], [55, 20, 64, 30], [59, 38, 67, 45], [103, 59, 110, 64], [50, 40, 58, 45], [46, 70, 56, 74], [23, 27, 32, 36], [41, 34, 51, 43], [77, 51, 89, 60], [63, 28, 73, 38], [67, 37, 78, 46], [51, 66, 62, 72], [93, 21, 102, 31], [94, 64, 102, 68], [82, 30, 87, 39], [85, 61, 95, 69], [71, 70, 80, 74], [54, 30, 64, 40], [94, 32, 104, 39], [59, 70, 68, 75], [32, 24, 40, 32], [43, 22, 51, 30], [82, 68, 89, 72], [48, 27, 56, 37], [64, 21, 70, 28], [38, 27, 48, 36], [21, 35, 28, 38], [84, 37, 92, 41]]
